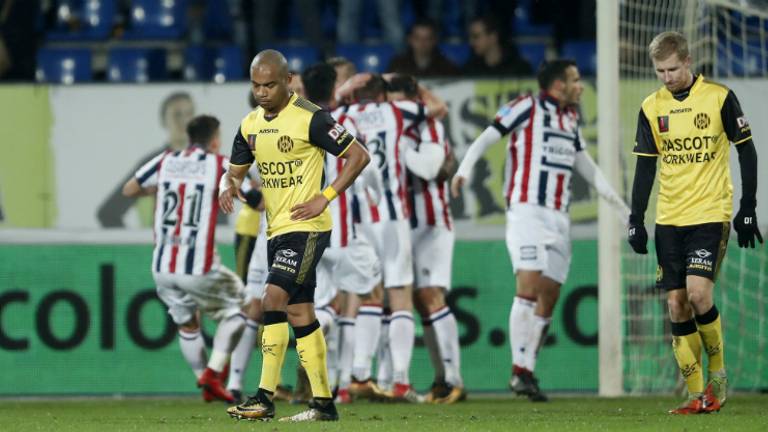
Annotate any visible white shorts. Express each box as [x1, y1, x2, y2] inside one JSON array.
[[317, 237, 381, 298], [505, 203, 571, 284], [154, 266, 245, 325], [412, 225, 455, 290], [245, 213, 269, 302], [315, 248, 340, 308], [361, 219, 413, 288]]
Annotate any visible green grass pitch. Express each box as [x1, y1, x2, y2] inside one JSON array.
[[1, 395, 766, 431]]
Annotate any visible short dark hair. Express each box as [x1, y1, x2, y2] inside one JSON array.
[[186, 115, 220, 147], [354, 74, 387, 101], [409, 18, 440, 36], [537, 59, 577, 90], [302, 63, 337, 105], [159, 92, 192, 126], [471, 15, 500, 36], [386, 74, 419, 99]]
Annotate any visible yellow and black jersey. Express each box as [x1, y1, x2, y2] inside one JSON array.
[[633, 74, 752, 226], [235, 205, 261, 236], [230, 93, 356, 238]]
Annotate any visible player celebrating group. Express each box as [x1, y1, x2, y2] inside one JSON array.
[[627, 31, 761, 414], [452, 59, 630, 402]]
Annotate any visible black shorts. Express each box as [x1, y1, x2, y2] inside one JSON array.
[[266, 231, 330, 304], [654, 222, 730, 291]]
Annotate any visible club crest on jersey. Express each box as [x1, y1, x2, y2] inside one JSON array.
[[277, 135, 294, 153], [657, 115, 669, 133], [694, 113, 710, 130], [247, 134, 257, 150]]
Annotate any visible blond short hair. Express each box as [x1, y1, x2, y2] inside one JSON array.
[[648, 31, 689, 61]]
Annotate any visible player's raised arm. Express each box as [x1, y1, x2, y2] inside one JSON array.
[[451, 95, 533, 197], [219, 126, 254, 213], [290, 110, 370, 221], [122, 150, 167, 197]]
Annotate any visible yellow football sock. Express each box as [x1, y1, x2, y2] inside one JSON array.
[[296, 326, 332, 399], [696, 306, 725, 373], [671, 319, 704, 395], [258, 321, 289, 394]]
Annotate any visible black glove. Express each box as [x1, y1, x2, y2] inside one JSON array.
[[733, 201, 764, 248], [628, 214, 648, 254]]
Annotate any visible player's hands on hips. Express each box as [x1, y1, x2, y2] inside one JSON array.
[[627, 214, 648, 254], [290, 194, 328, 221], [218, 175, 245, 214], [733, 203, 764, 248], [450, 175, 466, 198]]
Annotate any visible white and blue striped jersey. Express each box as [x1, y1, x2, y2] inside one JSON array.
[[405, 117, 452, 230], [135, 146, 226, 275], [344, 100, 427, 223], [495, 92, 585, 211]]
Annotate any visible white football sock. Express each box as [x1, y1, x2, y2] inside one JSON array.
[[227, 318, 259, 390], [431, 306, 463, 387], [526, 315, 552, 372], [315, 305, 336, 335], [389, 310, 415, 385], [325, 317, 341, 388], [352, 304, 383, 381], [376, 315, 393, 390], [510, 296, 536, 371], [209, 313, 245, 372], [178, 329, 206, 379], [422, 322, 445, 383], [337, 317, 355, 389]]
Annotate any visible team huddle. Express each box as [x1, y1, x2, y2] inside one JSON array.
[[122, 30, 760, 421]]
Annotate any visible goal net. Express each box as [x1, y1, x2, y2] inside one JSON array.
[[618, 0, 768, 394]]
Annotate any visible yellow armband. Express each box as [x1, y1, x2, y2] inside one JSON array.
[[322, 186, 338, 202]]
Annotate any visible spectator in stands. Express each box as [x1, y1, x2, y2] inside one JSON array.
[[337, 0, 403, 47], [386, 19, 458, 78], [247, 0, 330, 57], [0, 0, 40, 81], [462, 16, 532, 77]]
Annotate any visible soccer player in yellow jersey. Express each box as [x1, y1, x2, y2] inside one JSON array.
[[628, 31, 762, 415], [219, 49, 370, 422]]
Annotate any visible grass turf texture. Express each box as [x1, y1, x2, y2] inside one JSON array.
[[1, 396, 766, 431]]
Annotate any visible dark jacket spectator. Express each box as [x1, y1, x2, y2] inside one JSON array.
[[387, 19, 458, 77], [0, 0, 40, 81], [463, 15, 532, 77]]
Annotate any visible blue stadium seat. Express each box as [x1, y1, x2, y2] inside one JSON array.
[[336, 44, 395, 73], [514, 0, 553, 37], [717, 40, 766, 77], [35, 48, 92, 84], [107, 48, 167, 82], [183, 46, 212, 81], [518, 43, 547, 71], [203, 0, 234, 41], [183, 46, 244, 82], [561, 41, 596, 76], [212, 46, 244, 83], [440, 43, 471, 66], [123, 0, 187, 40], [267, 45, 320, 73], [46, 0, 116, 41]]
